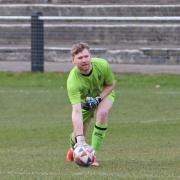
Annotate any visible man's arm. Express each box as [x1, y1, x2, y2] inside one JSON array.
[[72, 103, 85, 144], [100, 80, 116, 99]]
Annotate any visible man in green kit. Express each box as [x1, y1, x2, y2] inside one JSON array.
[[66, 42, 116, 166]]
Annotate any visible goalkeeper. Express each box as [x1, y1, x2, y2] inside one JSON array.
[[66, 42, 116, 166]]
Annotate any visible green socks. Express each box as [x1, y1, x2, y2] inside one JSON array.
[[91, 123, 107, 151], [69, 123, 108, 151]]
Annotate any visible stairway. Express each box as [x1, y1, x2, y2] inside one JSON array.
[[0, 1, 180, 64]]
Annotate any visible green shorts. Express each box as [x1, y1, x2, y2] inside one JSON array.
[[82, 91, 115, 123]]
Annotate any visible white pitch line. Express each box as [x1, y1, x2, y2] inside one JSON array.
[[155, 91, 180, 95], [0, 171, 180, 178], [119, 118, 180, 124], [0, 90, 179, 95], [0, 89, 61, 93], [115, 90, 180, 95]]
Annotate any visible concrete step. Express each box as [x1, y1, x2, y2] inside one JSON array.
[[0, 23, 180, 47], [1, 4, 180, 16], [0, 46, 180, 65], [0, 0, 180, 5], [43, 24, 180, 47]]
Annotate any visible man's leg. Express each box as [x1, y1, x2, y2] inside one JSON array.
[[91, 98, 113, 151]]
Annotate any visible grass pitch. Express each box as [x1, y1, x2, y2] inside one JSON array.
[[0, 72, 180, 180]]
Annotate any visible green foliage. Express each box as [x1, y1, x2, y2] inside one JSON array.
[[0, 72, 180, 179]]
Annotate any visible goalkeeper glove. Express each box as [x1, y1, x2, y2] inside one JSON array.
[[74, 135, 87, 148], [81, 96, 102, 110]]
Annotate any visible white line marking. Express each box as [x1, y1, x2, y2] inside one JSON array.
[[119, 118, 180, 124], [0, 89, 62, 93], [155, 91, 180, 95], [0, 171, 179, 178], [0, 90, 180, 96]]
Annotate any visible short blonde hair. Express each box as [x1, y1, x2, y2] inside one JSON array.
[[71, 42, 90, 58]]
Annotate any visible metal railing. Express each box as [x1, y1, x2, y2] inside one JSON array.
[[1, 16, 180, 21]]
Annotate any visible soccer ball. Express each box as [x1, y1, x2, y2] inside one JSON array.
[[73, 144, 95, 167]]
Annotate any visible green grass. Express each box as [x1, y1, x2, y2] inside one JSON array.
[[0, 72, 180, 179]]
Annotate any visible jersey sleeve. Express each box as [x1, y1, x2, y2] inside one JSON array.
[[67, 78, 81, 105], [104, 61, 114, 85]]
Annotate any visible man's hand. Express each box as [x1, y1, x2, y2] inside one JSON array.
[[81, 96, 102, 110], [74, 135, 87, 148]]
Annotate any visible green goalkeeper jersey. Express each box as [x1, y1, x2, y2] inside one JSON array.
[[67, 58, 115, 105]]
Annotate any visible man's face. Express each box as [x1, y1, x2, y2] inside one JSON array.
[[73, 48, 91, 73]]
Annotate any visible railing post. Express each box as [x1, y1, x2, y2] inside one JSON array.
[[31, 12, 44, 72]]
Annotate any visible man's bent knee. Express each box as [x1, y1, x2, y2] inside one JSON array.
[[96, 110, 109, 124], [96, 98, 113, 124]]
